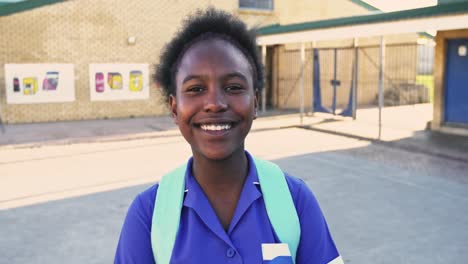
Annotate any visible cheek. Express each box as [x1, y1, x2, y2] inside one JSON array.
[[176, 99, 197, 123], [232, 94, 256, 114], [244, 93, 256, 107]]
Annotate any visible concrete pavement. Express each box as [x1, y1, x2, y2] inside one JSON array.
[[1, 104, 467, 162], [0, 127, 467, 263]]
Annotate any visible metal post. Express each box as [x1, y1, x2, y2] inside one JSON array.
[[261, 45, 267, 113], [300, 43, 305, 125], [0, 90, 4, 133], [352, 38, 358, 120], [332, 48, 338, 115], [311, 41, 316, 114], [378, 36, 385, 140]]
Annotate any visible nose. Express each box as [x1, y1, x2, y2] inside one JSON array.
[[203, 85, 228, 113]]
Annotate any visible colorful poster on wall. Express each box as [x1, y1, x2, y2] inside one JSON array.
[[89, 64, 149, 101], [4, 64, 75, 104]]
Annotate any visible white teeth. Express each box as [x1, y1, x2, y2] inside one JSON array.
[[200, 123, 232, 131]]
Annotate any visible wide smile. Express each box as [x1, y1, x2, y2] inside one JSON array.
[[200, 123, 232, 131], [194, 122, 236, 136]]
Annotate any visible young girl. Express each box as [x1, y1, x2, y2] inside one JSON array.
[[115, 8, 342, 264]]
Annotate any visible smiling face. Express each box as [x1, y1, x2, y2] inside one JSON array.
[[171, 38, 258, 161]]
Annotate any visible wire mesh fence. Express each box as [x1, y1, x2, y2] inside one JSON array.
[[271, 42, 435, 114]]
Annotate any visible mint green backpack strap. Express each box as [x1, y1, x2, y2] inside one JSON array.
[[151, 158, 300, 264], [253, 157, 301, 263], [151, 164, 187, 264]]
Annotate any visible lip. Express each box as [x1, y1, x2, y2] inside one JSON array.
[[198, 127, 232, 137]]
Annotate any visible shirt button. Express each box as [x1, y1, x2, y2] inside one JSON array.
[[226, 248, 236, 258]]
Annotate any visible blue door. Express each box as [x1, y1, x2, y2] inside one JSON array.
[[445, 38, 468, 125]]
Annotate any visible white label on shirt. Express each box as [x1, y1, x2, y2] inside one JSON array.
[[328, 256, 345, 264], [261, 243, 291, 260]]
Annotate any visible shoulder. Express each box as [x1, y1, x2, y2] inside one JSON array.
[[283, 173, 342, 264], [130, 183, 159, 220], [118, 183, 160, 236], [119, 183, 160, 235], [114, 184, 160, 263], [283, 173, 322, 216]]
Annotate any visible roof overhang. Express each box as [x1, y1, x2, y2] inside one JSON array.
[[257, 2, 468, 45], [0, 0, 65, 17]]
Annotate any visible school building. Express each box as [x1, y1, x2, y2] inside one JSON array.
[[254, 0, 468, 135], [432, 0, 468, 135], [0, 0, 467, 135]]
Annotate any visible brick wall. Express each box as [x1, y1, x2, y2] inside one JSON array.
[[0, 0, 419, 123], [0, 0, 237, 123]]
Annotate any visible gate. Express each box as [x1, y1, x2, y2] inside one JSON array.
[[272, 42, 434, 118], [313, 47, 355, 117]]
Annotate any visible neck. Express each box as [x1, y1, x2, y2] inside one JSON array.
[[191, 148, 249, 231], [191, 149, 248, 191]]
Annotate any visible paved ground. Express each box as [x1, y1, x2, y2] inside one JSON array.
[[1, 127, 467, 264], [1, 104, 467, 164], [0, 109, 297, 147]]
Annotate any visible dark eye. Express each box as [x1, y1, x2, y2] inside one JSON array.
[[225, 84, 244, 93], [186, 86, 205, 93]]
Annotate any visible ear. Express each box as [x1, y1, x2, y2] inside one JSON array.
[[169, 94, 179, 125]]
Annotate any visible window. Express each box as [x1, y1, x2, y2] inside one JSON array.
[[239, 0, 273, 10]]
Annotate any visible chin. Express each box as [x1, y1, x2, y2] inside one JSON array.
[[202, 150, 234, 161], [194, 146, 244, 162]]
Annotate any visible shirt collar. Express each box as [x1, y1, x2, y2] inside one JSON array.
[[183, 151, 262, 235]]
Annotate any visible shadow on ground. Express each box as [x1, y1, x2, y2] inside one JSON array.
[[1, 142, 467, 264]]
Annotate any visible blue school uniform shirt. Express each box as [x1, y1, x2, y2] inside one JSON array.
[[115, 151, 342, 264]]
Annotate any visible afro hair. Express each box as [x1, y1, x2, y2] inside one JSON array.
[[154, 7, 264, 102]]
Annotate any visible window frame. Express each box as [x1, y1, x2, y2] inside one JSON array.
[[238, 0, 274, 11]]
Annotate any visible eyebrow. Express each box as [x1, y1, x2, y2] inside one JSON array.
[[224, 72, 248, 83], [182, 75, 203, 84], [182, 72, 248, 84]]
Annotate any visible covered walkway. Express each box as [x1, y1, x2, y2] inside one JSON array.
[[255, 2, 468, 137]]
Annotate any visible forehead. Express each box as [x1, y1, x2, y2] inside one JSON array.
[[176, 38, 252, 78]]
